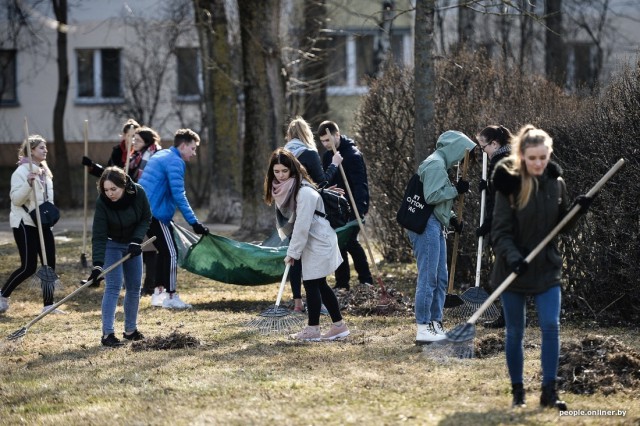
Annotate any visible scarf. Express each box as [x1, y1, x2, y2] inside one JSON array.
[[272, 177, 297, 239], [284, 138, 315, 158]]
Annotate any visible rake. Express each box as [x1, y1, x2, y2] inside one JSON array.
[[443, 159, 625, 358], [7, 236, 156, 341], [324, 129, 393, 307], [454, 151, 500, 321], [246, 264, 304, 334], [24, 118, 59, 293], [81, 119, 89, 268], [444, 150, 470, 309]]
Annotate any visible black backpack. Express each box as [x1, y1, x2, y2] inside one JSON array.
[[315, 187, 351, 229], [396, 173, 434, 234]]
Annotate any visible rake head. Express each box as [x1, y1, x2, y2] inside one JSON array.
[[246, 305, 305, 335], [433, 322, 476, 359], [460, 287, 489, 305], [444, 293, 464, 308], [6, 327, 27, 341], [36, 265, 58, 283]]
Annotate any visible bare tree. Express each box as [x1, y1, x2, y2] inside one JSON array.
[[51, 0, 72, 207], [545, 0, 566, 86], [194, 0, 244, 224], [238, 0, 285, 232], [414, 0, 436, 166]]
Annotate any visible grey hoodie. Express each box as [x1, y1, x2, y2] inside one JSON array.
[[417, 130, 476, 226]]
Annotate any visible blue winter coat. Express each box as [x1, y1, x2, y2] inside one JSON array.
[[138, 146, 198, 225]]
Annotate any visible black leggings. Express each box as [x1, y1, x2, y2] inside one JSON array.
[[303, 277, 342, 326], [1, 221, 56, 306]]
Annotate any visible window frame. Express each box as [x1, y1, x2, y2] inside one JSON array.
[[175, 47, 202, 102], [0, 49, 18, 106], [75, 48, 124, 105]]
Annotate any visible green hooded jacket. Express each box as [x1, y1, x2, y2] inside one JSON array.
[[417, 130, 476, 226]]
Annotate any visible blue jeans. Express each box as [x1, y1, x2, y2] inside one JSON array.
[[408, 215, 447, 324], [102, 240, 143, 336], [501, 285, 561, 385]]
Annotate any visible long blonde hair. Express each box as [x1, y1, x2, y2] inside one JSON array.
[[18, 135, 53, 179], [506, 125, 553, 209], [286, 116, 316, 149]]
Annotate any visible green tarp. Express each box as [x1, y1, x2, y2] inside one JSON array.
[[173, 221, 359, 285]]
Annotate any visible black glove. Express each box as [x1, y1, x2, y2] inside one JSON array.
[[86, 266, 104, 286], [82, 156, 94, 167], [450, 217, 464, 233], [127, 242, 142, 257], [572, 195, 593, 213], [192, 222, 209, 235], [510, 258, 528, 275], [476, 221, 490, 237], [479, 179, 488, 192], [456, 179, 470, 195]]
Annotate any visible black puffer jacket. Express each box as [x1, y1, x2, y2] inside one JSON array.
[[490, 160, 570, 294], [91, 179, 151, 266], [321, 135, 369, 219]]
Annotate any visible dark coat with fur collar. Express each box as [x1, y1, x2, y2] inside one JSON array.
[[489, 159, 570, 294]]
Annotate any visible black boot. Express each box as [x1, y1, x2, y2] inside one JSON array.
[[483, 311, 505, 328], [540, 381, 567, 410], [511, 383, 526, 408]]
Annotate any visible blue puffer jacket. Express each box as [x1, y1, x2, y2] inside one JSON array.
[[138, 146, 198, 225]]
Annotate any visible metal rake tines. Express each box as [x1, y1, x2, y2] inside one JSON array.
[[35, 265, 58, 282], [445, 322, 476, 343], [246, 305, 304, 334], [7, 327, 27, 341]]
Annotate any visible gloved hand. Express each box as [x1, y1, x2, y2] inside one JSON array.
[[127, 242, 142, 257], [510, 258, 528, 275], [456, 179, 470, 195], [572, 195, 594, 213], [476, 221, 490, 237], [82, 156, 94, 167], [479, 179, 488, 192], [192, 222, 209, 235], [450, 217, 464, 233], [86, 266, 104, 286]]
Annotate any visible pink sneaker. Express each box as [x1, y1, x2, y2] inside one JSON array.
[[321, 322, 350, 341], [289, 326, 321, 341]]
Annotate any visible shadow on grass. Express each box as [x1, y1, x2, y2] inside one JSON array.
[[438, 408, 539, 425]]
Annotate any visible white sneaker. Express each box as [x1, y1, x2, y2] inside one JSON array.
[[42, 305, 67, 315], [151, 288, 167, 307], [162, 293, 192, 309], [432, 320, 447, 336], [415, 323, 446, 345], [0, 295, 9, 314]]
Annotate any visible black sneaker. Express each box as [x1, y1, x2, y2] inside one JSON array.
[[123, 330, 145, 341], [101, 333, 124, 347]]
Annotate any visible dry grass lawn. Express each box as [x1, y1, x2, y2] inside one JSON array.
[[0, 231, 638, 425]]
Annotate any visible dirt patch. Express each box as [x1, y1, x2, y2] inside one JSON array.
[[131, 331, 201, 351], [336, 284, 413, 316], [559, 334, 640, 395], [475, 333, 505, 358]]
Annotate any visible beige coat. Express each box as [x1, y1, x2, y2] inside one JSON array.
[[9, 163, 54, 229], [286, 183, 342, 281]]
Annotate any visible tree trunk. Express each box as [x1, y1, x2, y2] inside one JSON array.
[[51, 0, 72, 207], [545, 0, 566, 87], [457, 0, 474, 51], [299, 0, 329, 125], [239, 0, 285, 232], [194, 0, 243, 224], [374, 0, 395, 78], [413, 0, 436, 167]]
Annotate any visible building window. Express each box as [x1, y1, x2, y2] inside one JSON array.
[[327, 31, 410, 95], [76, 48, 123, 103], [0, 49, 17, 105], [176, 47, 201, 101]]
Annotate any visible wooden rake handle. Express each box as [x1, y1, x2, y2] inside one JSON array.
[[325, 129, 388, 295], [447, 150, 470, 294], [18, 236, 157, 332], [466, 158, 625, 325]]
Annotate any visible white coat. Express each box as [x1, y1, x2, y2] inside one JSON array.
[[286, 183, 342, 281], [9, 163, 54, 229]]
